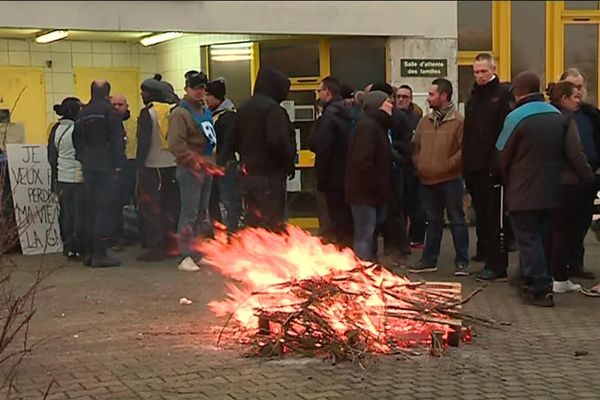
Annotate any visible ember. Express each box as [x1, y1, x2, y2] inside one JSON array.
[[198, 226, 477, 360]]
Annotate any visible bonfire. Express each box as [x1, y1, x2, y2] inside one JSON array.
[[198, 226, 481, 361]]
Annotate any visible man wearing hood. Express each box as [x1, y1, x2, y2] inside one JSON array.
[[73, 79, 126, 268], [205, 78, 241, 232], [369, 82, 412, 263], [314, 76, 354, 248], [409, 78, 469, 277], [136, 74, 180, 262], [167, 70, 215, 263], [345, 90, 393, 261], [232, 67, 296, 231]]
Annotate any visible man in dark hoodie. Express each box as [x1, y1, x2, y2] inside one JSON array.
[[232, 67, 296, 231], [463, 53, 515, 281], [136, 74, 180, 262], [369, 82, 411, 262], [314, 76, 354, 248], [346, 90, 393, 261], [205, 78, 241, 233], [73, 79, 126, 268]]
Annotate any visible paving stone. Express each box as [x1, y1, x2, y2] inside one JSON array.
[[5, 231, 600, 400]]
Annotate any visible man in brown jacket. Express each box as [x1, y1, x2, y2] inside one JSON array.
[[409, 78, 469, 276], [167, 70, 216, 263]]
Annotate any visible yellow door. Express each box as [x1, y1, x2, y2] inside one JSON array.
[[73, 67, 141, 122], [0, 67, 47, 144]]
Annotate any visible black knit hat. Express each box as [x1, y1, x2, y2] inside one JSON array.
[[53, 97, 81, 120], [206, 79, 226, 101]]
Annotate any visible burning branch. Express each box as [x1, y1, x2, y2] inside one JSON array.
[[198, 226, 483, 361]]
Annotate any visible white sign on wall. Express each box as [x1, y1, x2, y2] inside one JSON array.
[[7, 144, 62, 255]]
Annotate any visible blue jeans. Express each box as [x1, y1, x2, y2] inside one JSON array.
[[218, 167, 242, 232], [510, 210, 553, 296], [351, 204, 386, 261], [420, 178, 469, 266], [176, 166, 213, 258]]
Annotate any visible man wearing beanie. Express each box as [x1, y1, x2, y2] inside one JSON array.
[[205, 78, 241, 232], [136, 74, 180, 262], [232, 67, 296, 231], [167, 70, 216, 264], [410, 78, 469, 277], [345, 90, 393, 261]]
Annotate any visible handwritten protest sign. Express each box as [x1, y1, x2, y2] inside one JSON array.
[[7, 144, 62, 255]]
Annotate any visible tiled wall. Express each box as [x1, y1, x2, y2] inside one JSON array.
[[0, 38, 158, 124], [156, 35, 202, 96]]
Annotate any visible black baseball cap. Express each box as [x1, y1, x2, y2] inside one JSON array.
[[185, 70, 208, 89]]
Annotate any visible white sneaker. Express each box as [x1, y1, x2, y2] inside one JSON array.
[[178, 257, 200, 272], [553, 280, 582, 293]]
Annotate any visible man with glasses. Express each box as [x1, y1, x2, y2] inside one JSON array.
[[395, 84, 426, 249], [313, 76, 354, 248], [560, 68, 600, 280]]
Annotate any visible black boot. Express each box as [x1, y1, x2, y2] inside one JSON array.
[[91, 246, 121, 268]]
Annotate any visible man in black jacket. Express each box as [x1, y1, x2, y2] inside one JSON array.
[[463, 53, 515, 281], [206, 78, 241, 233], [497, 71, 565, 307], [395, 84, 425, 248], [561, 68, 600, 280], [314, 76, 354, 248], [232, 67, 296, 231], [73, 79, 125, 268]]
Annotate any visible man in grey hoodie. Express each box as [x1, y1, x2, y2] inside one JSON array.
[[205, 78, 241, 232]]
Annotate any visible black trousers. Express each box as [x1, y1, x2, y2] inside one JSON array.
[[465, 171, 508, 272], [546, 185, 588, 282], [57, 182, 85, 255], [113, 159, 137, 242], [137, 166, 180, 252], [384, 170, 410, 255], [569, 186, 596, 270], [404, 170, 426, 244], [240, 173, 287, 231], [83, 170, 117, 258], [324, 191, 354, 249]]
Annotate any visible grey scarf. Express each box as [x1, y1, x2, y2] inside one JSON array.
[[433, 102, 455, 129]]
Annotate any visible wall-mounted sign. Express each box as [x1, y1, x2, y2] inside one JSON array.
[[401, 59, 448, 77]]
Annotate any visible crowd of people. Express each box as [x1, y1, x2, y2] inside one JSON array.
[[47, 52, 600, 307]]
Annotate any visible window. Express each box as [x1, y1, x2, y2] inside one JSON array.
[[458, 65, 473, 104], [564, 24, 598, 105], [511, 1, 545, 85], [330, 38, 386, 91], [209, 43, 252, 107], [458, 0, 493, 51], [260, 41, 320, 77], [565, 1, 599, 10]]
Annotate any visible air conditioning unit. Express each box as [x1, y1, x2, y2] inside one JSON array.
[[294, 105, 316, 122]]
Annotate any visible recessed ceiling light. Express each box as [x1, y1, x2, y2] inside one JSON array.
[[140, 32, 183, 47], [35, 30, 69, 44]]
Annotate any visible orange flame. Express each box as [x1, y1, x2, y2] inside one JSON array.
[[198, 226, 459, 354]]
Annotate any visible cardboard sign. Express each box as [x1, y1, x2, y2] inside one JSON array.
[[7, 144, 62, 255]]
